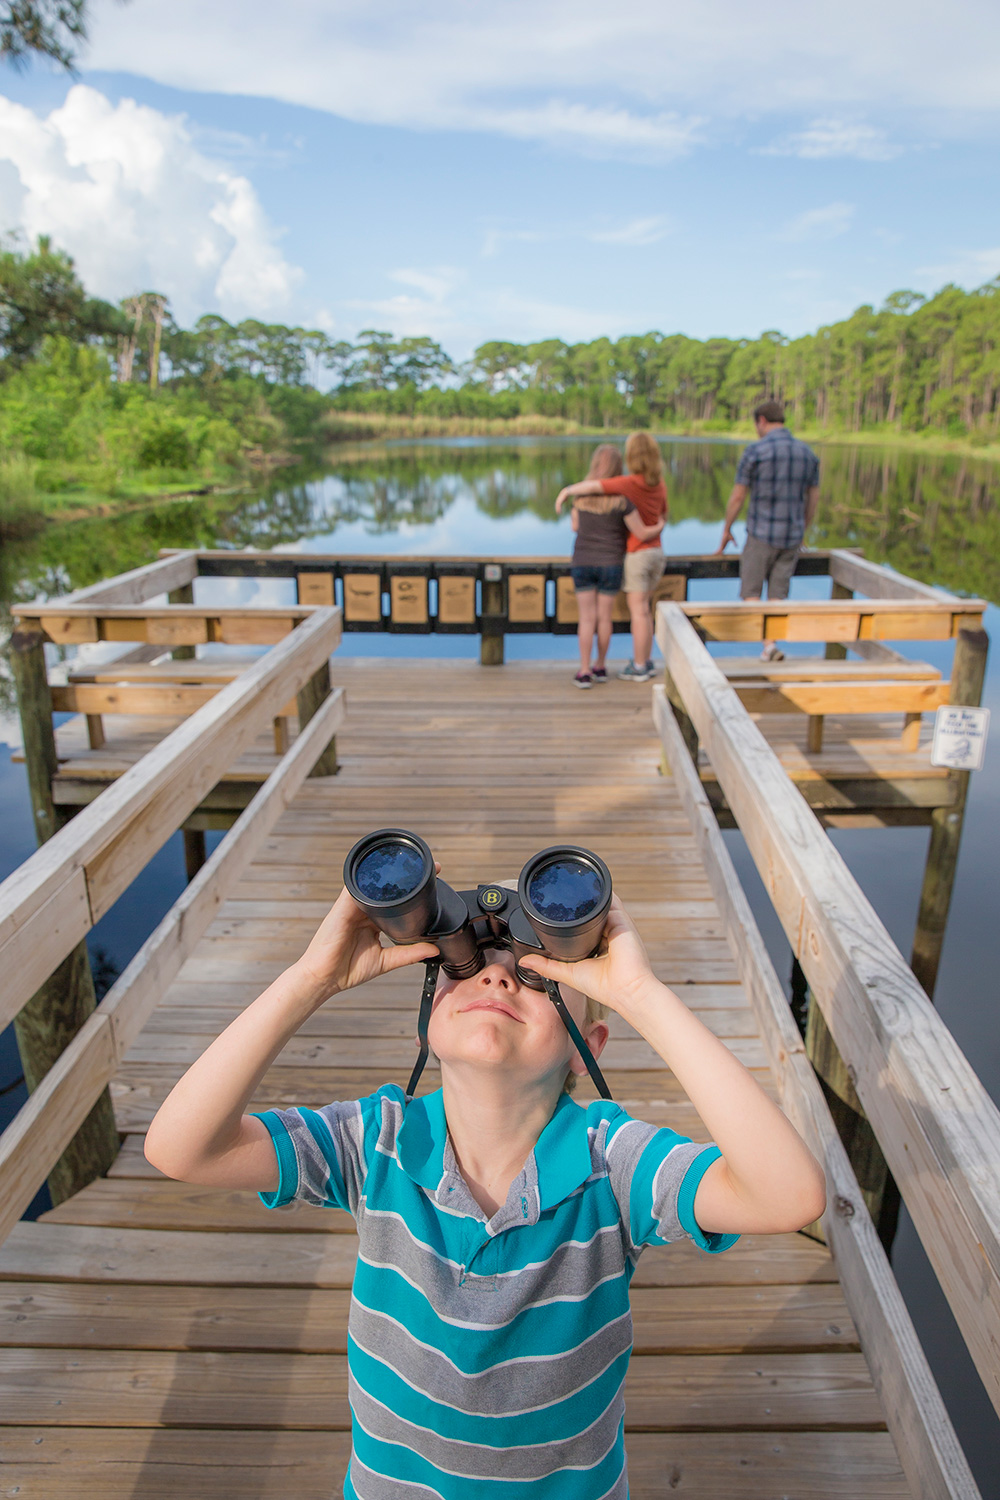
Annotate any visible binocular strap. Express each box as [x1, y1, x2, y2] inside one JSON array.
[[406, 959, 441, 1098], [542, 978, 613, 1101]]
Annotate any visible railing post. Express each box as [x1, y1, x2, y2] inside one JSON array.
[[663, 667, 698, 762], [297, 661, 339, 775], [168, 581, 196, 660], [804, 981, 900, 1251], [480, 571, 505, 665], [825, 581, 852, 660], [911, 627, 989, 998], [9, 626, 119, 1206]]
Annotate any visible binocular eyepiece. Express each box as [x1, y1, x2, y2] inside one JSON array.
[[344, 829, 612, 988], [343, 829, 615, 1100]]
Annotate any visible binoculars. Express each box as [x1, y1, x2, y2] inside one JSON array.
[[343, 829, 614, 1099]]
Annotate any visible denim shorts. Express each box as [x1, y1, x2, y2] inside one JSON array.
[[571, 564, 623, 595]]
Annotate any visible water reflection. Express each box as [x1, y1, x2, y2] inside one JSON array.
[[2, 436, 998, 610]]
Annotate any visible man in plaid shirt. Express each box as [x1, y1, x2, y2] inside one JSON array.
[[715, 399, 820, 660]]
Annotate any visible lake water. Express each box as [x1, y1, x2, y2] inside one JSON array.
[[1, 435, 998, 1490]]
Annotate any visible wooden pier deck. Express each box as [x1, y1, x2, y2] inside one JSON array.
[[1, 659, 908, 1498]]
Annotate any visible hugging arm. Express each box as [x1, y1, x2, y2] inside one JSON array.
[[624, 510, 664, 543], [522, 898, 826, 1236], [556, 479, 603, 513], [143, 888, 437, 1190]]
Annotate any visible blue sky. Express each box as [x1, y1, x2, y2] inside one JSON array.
[[0, 0, 998, 358]]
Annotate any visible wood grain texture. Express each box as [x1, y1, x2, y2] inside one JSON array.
[[657, 601, 1000, 1435]]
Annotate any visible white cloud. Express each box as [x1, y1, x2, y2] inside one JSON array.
[[84, 0, 1000, 156], [588, 215, 671, 246], [764, 118, 902, 161], [780, 202, 856, 241], [0, 85, 302, 321], [915, 248, 1000, 289]]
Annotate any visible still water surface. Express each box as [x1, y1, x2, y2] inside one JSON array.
[[1, 436, 998, 1488]]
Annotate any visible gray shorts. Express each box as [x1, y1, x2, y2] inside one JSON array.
[[740, 535, 800, 599]]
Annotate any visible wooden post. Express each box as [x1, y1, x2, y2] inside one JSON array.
[[480, 575, 505, 665], [911, 627, 989, 998], [183, 828, 207, 882], [10, 627, 60, 845], [9, 626, 119, 1206], [663, 669, 698, 763], [805, 994, 900, 1253], [825, 582, 852, 660], [168, 582, 196, 660], [297, 661, 339, 775]]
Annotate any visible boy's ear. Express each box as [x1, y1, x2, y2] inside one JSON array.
[[569, 1020, 609, 1075]]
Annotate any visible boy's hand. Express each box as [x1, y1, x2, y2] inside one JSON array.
[[296, 886, 439, 1003], [520, 895, 657, 1018]]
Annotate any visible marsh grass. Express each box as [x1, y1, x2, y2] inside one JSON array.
[[0, 453, 44, 540]]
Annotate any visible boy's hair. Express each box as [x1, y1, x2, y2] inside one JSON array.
[[587, 443, 623, 480], [624, 431, 663, 487], [753, 398, 785, 424], [564, 993, 609, 1095]]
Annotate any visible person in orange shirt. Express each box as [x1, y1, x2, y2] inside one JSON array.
[[556, 432, 668, 681]]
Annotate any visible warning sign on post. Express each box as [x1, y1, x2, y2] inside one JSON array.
[[930, 706, 990, 771]]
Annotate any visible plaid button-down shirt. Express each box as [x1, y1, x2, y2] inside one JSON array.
[[736, 427, 820, 548]]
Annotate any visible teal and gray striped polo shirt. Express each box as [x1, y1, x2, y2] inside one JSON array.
[[256, 1085, 736, 1498]]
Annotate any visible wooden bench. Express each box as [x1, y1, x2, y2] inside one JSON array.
[[714, 656, 947, 753], [54, 660, 299, 754]]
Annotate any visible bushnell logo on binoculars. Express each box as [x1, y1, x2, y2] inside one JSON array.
[[343, 829, 614, 1100]]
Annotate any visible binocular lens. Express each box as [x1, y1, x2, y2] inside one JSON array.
[[527, 857, 604, 923], [353, 841, 426, 904]]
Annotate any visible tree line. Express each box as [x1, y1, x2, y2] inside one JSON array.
[[3, 231, 1000, 528]]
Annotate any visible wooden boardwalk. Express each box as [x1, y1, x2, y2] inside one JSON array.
[[0, 658, 910, 1497]]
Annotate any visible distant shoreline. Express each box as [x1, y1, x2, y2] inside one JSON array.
[[324, 411, 1000, 463]]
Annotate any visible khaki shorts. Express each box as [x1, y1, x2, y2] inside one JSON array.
[[623, 548, 666, 595], [739, 535, 800, 599]]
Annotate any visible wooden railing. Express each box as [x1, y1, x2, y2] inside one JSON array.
[[149, 544, 979, 663], [2, 591, 344, 1212], [654, 599, 997, 1496]]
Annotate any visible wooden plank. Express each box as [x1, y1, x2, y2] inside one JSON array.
[[734, 682, 949, 716], [718, 658, 941, 682], [828, 550, 956, 603], [0, 688, 347, 1245], [657, 601, 1000, 1431], [51, 683, 220, 714], [0, 1348, 881, 1429], [0, 1429, 909, 1499], [0, 1223, 834, 1288], [654, 683, 979, 1500], [681, 599, 983, 644], [13, 605, 318, 648], [0, 1280, 858, 1354], [60, 552, 199, 607]]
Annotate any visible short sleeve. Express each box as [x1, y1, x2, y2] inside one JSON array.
[[735, 445, 757, 487], [605, 1112, 739, 1256], [253, 1090, 387, 1213]]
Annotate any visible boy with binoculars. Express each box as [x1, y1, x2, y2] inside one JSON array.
[[146, 833, 825, 1499]]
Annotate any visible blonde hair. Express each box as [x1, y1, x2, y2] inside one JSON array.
[[587, 443, 623, 480], [624, 431, 663, 487], [574, 444, 628, 517], [564, 994, 609, 1095]]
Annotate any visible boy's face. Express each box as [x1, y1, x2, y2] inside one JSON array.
[[427, 949, 608, 1088]]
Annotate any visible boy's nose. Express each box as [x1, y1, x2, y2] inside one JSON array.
[[477, 963, 513, 990]]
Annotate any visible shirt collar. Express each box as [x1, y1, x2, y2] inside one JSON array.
[[396, 1089, 593, 1212]]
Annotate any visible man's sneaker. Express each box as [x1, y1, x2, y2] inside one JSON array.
[[618, 660, 654, 682], [574, 671, 593, 689], [591, 667, 608, 684], [760, 642, 785, 663]]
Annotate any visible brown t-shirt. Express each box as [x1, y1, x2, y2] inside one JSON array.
[[600, 475, 668, 551], [571, 496, 635, 567]]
